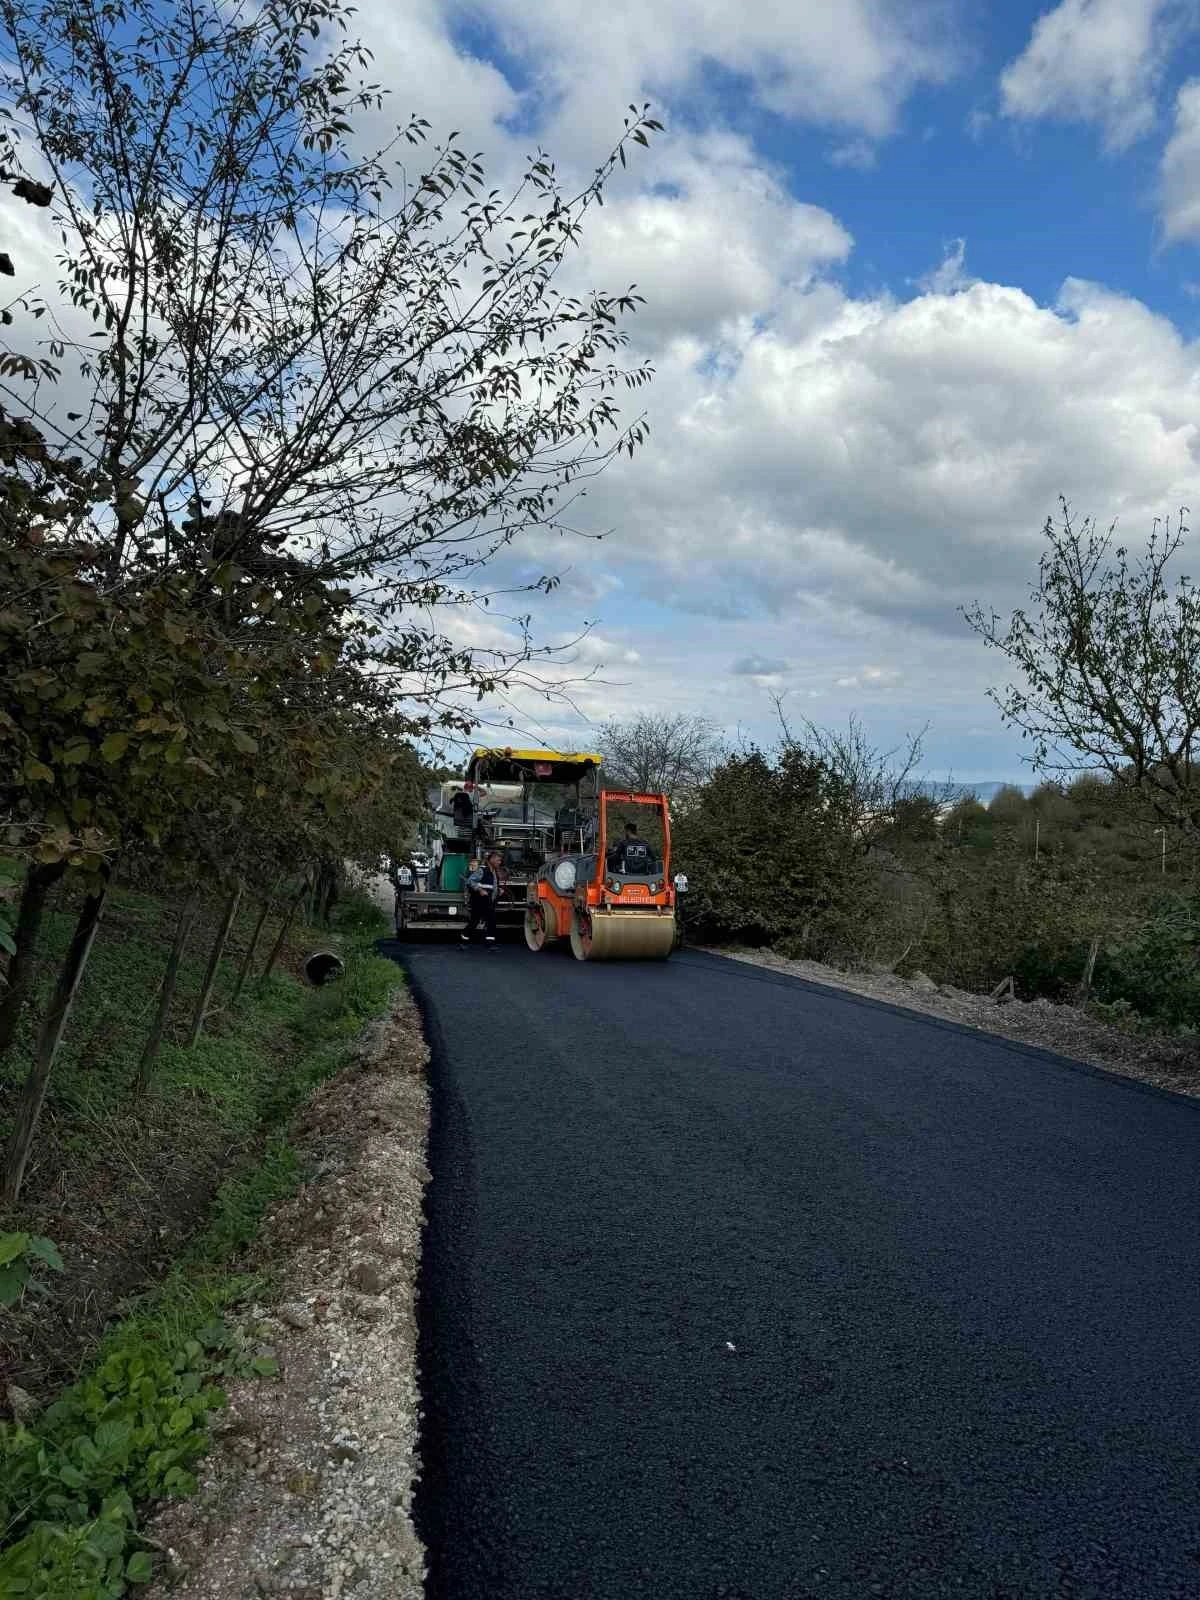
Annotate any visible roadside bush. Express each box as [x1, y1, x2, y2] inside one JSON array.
[[912, 843, 1095, 993], [673, 749, 874, 959], [678, 717, 1200, 1036], [1011, 939, 1094, 1003], [1090, 899, 1200, 1030]]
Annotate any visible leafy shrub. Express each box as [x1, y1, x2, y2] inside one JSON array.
[[0, 1232, 64, 1306], [674, 749, 874, 959], [1091, 899, 1200, 1029], [0, 1492, 151, 1599], [0, 1328, 231, 1596], [1011, 940, 1092, 1002]]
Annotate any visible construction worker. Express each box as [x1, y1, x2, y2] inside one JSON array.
[[448, 787, 475, 834], [462, 850, 502, 945], [463, 856, 480, 905], [608, 820, 651, 875], [673, 869, 689, 945], [388, 857, 415, 933]]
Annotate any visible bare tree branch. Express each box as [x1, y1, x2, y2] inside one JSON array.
[[965, 500, 1200, 835]]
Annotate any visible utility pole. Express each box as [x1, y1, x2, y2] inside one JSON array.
[[1034, 816, 1040, 863], [1154, 826, 1166, 877]]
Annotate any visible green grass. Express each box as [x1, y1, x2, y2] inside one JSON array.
[[2, 887, 302, 1137], [1, 887, 396, 1280], [0, 883, 401, 1146], [0, 884, 403, 1598]]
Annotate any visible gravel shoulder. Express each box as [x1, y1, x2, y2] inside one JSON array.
[[708, 944, 1200, 1097], [146, 985, 430, 1600]]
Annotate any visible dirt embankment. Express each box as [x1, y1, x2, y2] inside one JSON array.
[[147, 986, 430, 1600]]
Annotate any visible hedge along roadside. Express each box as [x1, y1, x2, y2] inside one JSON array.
[[0, 905, 403, 1599]]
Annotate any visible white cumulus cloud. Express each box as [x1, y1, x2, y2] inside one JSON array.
[[999, 0, 1189, 150], [457, 0, 964, 157], [1161, 77, 1200, 240], [573, 131, 852, 348]]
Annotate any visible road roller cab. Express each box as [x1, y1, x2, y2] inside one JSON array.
[[525, 789, 676, 961]]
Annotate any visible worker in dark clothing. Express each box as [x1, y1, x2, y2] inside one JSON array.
[[450, 787, 475, 833], [607, 821, 652, 875], [388, 858, 415, 934], [462, 850, 502, 944]]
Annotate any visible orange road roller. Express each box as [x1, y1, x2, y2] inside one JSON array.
[[525, 788, 676, 962]]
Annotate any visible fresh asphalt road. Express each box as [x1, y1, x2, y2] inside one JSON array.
[[387, 937, 1200, 1600]]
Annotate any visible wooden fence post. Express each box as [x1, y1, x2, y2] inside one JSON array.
[[1079, 934, 1101, 1002]]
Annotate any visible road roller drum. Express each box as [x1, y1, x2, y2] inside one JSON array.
[[569, 906, 675, 961]]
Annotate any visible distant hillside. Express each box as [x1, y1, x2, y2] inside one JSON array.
[[912, 779, 1036, 804]]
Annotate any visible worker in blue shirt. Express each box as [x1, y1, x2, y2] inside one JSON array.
[[462, 850, 502, 944]]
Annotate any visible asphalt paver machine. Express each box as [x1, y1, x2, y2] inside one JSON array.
[[525, 786, 676, 961], [397, 747, 603, 935]]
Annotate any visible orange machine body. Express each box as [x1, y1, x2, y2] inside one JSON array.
[[526, 789, 676, 962]]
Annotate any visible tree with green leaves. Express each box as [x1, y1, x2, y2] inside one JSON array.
[[0, 0, 660, 726], [672, 747, 870, 957], [0, 0, 664, 1201], [1, 519, 424, 1189]]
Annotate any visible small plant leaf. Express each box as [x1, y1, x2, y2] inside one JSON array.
[[125, 1550, 154, 1583], [0, 1231, 30, 1265], [0, 1262, 28, 1305], [26, 1235, 64, 1271]]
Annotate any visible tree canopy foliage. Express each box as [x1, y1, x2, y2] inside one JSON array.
[[0, 0, 662, 1201], [0, 0, 659, 715]]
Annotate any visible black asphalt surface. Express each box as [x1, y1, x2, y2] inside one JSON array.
[[387, 937, 1200, 1600]]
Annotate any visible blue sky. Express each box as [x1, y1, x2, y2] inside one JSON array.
[[11, 0, 1200, 791], [15, 0, 1199, 785], [279, 0, 1200, 780]]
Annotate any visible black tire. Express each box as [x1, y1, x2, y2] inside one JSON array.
[[525, 903, 552, 951]]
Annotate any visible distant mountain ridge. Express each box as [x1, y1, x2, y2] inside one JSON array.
[[911, 779, 1036, 803]]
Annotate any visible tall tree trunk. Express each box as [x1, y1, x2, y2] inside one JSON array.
[[0, 860, 66, 1062], [2, 878, 107, 1206], [188, 881, 242, 1046], [134, 885, 200, 1090], [262, 884, 306, 981], [231, 897, 272, 1004]]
